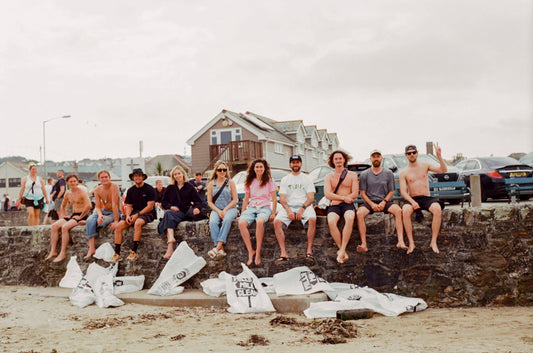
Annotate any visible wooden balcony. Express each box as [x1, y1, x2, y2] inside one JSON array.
[[207, 140, 263, 173]]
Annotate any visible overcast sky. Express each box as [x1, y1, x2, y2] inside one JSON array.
[[1, 0, 531, 163]]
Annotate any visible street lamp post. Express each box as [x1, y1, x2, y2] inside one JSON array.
[[43, 115, 71, 178]]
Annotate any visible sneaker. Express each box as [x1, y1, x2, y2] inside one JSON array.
[[110, 253, 121, 263], [127, 250, 138, 261]]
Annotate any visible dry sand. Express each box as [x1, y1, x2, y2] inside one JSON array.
[[0, 286, 531, 353]]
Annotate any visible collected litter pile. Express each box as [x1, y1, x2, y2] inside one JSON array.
[[60, 241, 427, 318]]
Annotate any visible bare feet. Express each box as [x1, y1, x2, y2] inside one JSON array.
[[53, 253, 67, 263], [407, 244, 416, 254], [356, 244, 368, 253], [254, 254, 262, 266], [163, 249, 174, 259], [168, 236, 176, 244], [45, 252, 57, 261], [336, 250, 349, 264], [430, 242, 440, 254], [396, 242, 409, 250], [246, 250, 256, 266], [83, 250, 95, 259]]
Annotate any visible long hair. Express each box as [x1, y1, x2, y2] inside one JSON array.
[[170, 165, 188, 184], [245, 159, 271, 188], [210, 160, 232, 182], [328, 150, 351, 168]]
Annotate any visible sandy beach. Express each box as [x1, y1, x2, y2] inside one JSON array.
[[0, 286, 531, 353]]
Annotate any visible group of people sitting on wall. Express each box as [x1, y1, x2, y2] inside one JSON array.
[[16, 143, 447, 265]]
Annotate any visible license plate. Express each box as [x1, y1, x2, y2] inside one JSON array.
[[510, 172, 526, 177]]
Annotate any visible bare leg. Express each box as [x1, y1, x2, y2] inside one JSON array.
[[215, 241, 224, 252], [238, 220, 255, 266], [273, 219, 288, 258], [27, 207, 35, 226], [389, 205, 407, 250], [306, 217, 316, 255], [54, 219, 78, 262], [337, 211, 355, 263], [327, 213, 342, 249], [133, 218, 146, 242], [429, 203, 442, 254], [254, 218, 265, 265], [45, 219, 65, 260], [356, 207, 369, 252], [402, 204, 416, 254], [84, 237, 96, 259], [32, 208, 41, 226], [164, 228, 175, 259]]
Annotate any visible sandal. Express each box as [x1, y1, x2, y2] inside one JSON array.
[[275, 256, 289, 263], [217, 249, 227, 257], [305, 253, 314, 261], [208, 248, 218, 259]]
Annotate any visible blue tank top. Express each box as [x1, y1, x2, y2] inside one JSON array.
[[213, 183, 234, 210]]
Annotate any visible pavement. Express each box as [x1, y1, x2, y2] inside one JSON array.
[[23, 287, 329, 314]]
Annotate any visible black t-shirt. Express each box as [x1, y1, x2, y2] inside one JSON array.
[[125, 182, 156, 216], [51, 178, 66, 201]]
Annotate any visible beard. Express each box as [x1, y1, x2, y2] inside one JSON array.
[[372, 160, 381, 167], [291, 165, 301, 173]]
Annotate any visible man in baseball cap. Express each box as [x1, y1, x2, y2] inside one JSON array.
[[357, 149, 405, 252]]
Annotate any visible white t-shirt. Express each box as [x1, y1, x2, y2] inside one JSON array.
[[279, 172, 315, 208]]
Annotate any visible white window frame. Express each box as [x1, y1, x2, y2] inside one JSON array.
[[210, 128, 242, 145]]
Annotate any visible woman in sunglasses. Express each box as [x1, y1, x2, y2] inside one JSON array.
[[17, 164, 49, 226], [206, 161, 239, 259], [238, 159, 277, 266]]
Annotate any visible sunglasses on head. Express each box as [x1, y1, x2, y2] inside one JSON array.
[[217, 168, 227, 172], [406, 151, 417, 156]]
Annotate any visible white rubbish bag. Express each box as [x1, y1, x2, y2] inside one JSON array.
[[59, 256, 83, 288], [324, 282, 360, 300], [258, 277, 275, 293], [69, 276, 95, 308], [93, 243, 115, 262], [113, 275, 145, 295], [200, 272, 227, 297], [94, 273, 125, 308], [226, 263, 275, 314], [148, 241, 206, 296], [273, 266, 333, 296], [86, 262, 118, 289]]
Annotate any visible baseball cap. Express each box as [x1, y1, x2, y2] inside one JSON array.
[[405, 144, 417, 153], [369, 149, 382, 156], [289, 155, 302, 162]]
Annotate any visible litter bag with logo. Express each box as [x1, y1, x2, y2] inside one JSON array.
[[226, 263, 275, 313], [113, 275, 145, 295], [94, 273, 125, 308], [273, 266, 333, 296], [69, 276, 95, 308], [148, 241, 206, 296]]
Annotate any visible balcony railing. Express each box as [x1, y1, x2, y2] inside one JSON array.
[[207, 140, 262, 172]]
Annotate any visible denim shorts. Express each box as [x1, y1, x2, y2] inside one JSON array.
[[239, 206, 272, 225]]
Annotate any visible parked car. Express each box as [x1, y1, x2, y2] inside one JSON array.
[[455, 157, 533, 201], [144, 176, 171, 187], [363, 154, 460, 183], [310, 163, 371, 204], [519, 152, 533, 167]]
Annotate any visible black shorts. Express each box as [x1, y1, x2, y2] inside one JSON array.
[[24, 197, 44, 210], [121, 212, 155, 224], [360, 201, 394, 214], [327, 202, 356, 217], [410, 196, 440, 211], [63, 212, 89, 223]]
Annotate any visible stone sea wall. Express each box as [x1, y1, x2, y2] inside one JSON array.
[[0, 205, 532, 307]]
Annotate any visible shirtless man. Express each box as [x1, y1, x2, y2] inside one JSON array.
[[324, 150, 359, 264], [45, 174, 92, 263], [84, 170, 121, 259], [400, 143, 447, 254], [357, 149, 406, 252]]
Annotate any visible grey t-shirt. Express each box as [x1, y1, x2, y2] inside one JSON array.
[[359, 168, 395, 202]]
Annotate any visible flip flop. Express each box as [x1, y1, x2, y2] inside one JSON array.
[[275, 256, 289, 263], [305, 253, 314, 262], [207, 248, 218, 259]]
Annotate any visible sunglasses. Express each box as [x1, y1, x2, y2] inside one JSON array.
[[217, 168, 227, 172], [406, 151, 417, 156]]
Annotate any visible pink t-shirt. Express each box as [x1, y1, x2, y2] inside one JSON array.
[[245, 178, 277, 209]]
